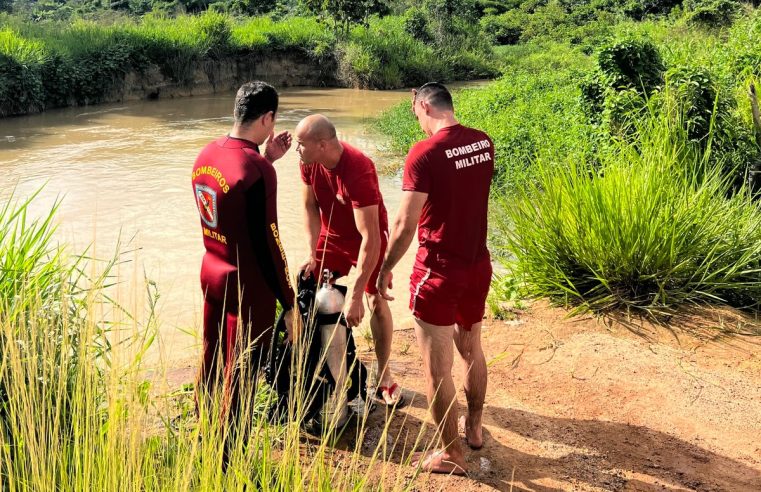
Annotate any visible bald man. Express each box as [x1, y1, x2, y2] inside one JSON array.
[[295, 114, 404, 407]]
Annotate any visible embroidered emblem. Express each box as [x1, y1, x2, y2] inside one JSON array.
[[195, 184, 218, 228]]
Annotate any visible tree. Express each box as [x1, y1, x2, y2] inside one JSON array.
[[302, 0, 382, 36], [423, 0, 480, 46]]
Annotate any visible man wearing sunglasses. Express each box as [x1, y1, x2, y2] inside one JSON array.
[[377, 82, 494, 474]]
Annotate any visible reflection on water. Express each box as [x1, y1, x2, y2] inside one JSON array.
[[0, 87, 419, 364]]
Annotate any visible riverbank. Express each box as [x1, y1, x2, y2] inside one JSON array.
[[92, 52, 337, 104], [0, 12, 497, 117]]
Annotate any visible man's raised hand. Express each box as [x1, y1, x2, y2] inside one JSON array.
[[264, 130, 292, 162]]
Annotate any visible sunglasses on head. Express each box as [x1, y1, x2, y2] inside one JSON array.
[[410, 82, 441, 111]]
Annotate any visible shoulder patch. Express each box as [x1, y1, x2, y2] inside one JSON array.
[[195, 184, 218, 228]]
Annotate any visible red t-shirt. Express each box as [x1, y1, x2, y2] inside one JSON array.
[[402, 124, 494, 265], [300, 142, 389, 259]]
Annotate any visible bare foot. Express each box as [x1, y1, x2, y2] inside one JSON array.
[[458, 415, 483, 450], [411, 450, 467, 475]]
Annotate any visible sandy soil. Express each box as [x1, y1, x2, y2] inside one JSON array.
[[348, 301, 761, 491], [162, 301, 761, 491]]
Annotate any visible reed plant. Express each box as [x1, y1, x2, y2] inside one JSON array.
[[502, 97, 761, 317], [0, 191, 451, 490]]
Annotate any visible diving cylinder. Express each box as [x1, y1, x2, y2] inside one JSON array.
[[315, 270, 349, 427]]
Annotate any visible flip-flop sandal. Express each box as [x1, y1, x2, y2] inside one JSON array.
[[374, 383, 408, 408], [411, 450, 467, 476]]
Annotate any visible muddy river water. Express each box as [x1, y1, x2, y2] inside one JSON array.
[[0, 87, 430, 364]]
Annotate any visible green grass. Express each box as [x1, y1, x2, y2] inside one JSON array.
[[0, 190, 455, 491], [502, 99, 761, 317], [233, 16, 335, 57]]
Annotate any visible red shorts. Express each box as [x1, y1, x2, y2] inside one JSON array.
[[316, 231, 388, 295], [409, 252, 492, 327]]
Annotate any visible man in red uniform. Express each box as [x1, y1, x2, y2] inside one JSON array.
[[377, 83, 494, 474], [295, 114, 404, 406], [192, 81, 295, 426]]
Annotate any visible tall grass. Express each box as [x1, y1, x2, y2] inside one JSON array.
[[232, 16, 335, 58], [502, 100, 761, 317], [0, 191, 454, 490], [340, 16, 496, 89], [0, 28, 47, 114]]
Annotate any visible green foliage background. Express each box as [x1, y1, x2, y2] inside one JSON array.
[[378, 2, 761, 315]]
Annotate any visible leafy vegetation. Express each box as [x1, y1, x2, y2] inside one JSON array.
[[378, 4, 761, 317], [504, 103, 761, 316], [0, 1, 502, 115]]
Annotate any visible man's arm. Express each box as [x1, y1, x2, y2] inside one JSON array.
[[377, 190, 427, 300], [246, 181, 295, 304], [344, 205, 380, 327], [300, 183, 322, 276]]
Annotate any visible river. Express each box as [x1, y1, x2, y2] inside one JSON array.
[[0, 87, 425, 365]]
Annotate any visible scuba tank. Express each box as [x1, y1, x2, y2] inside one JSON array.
[[316, 269, 346, 315], [315, 269, 349, 427]]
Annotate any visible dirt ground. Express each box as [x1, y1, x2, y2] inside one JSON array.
[[163, 301, 761, 491], [348, 301, 761, 491]]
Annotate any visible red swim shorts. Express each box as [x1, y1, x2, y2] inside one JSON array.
[[409, 252, 492, 328], [315, 232, 388, 295]]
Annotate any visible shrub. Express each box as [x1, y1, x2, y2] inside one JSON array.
[[503, 107, 761, 316], [581, 38, 665, 128], [402, 6, 432, 42], [194, 10, 232, 60], [480, 10, 526, 45], [684, 0, 741, 27], [339, 40, 384, 87], [341, 16, 453, 88], [666, 65, 719, 142], [581, 34, 759, 184], [622, 0, 683, 20], [597, 38, 665, 93], [232, 16, 336, 59], [0, 29, 46, 116], [520, 1, 575, 42]]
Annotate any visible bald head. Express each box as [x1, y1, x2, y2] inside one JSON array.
[[295, 114, 344, 167], [295, 114, 337, 142]]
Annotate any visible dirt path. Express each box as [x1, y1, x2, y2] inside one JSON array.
[[351, 301, 761, 491]]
